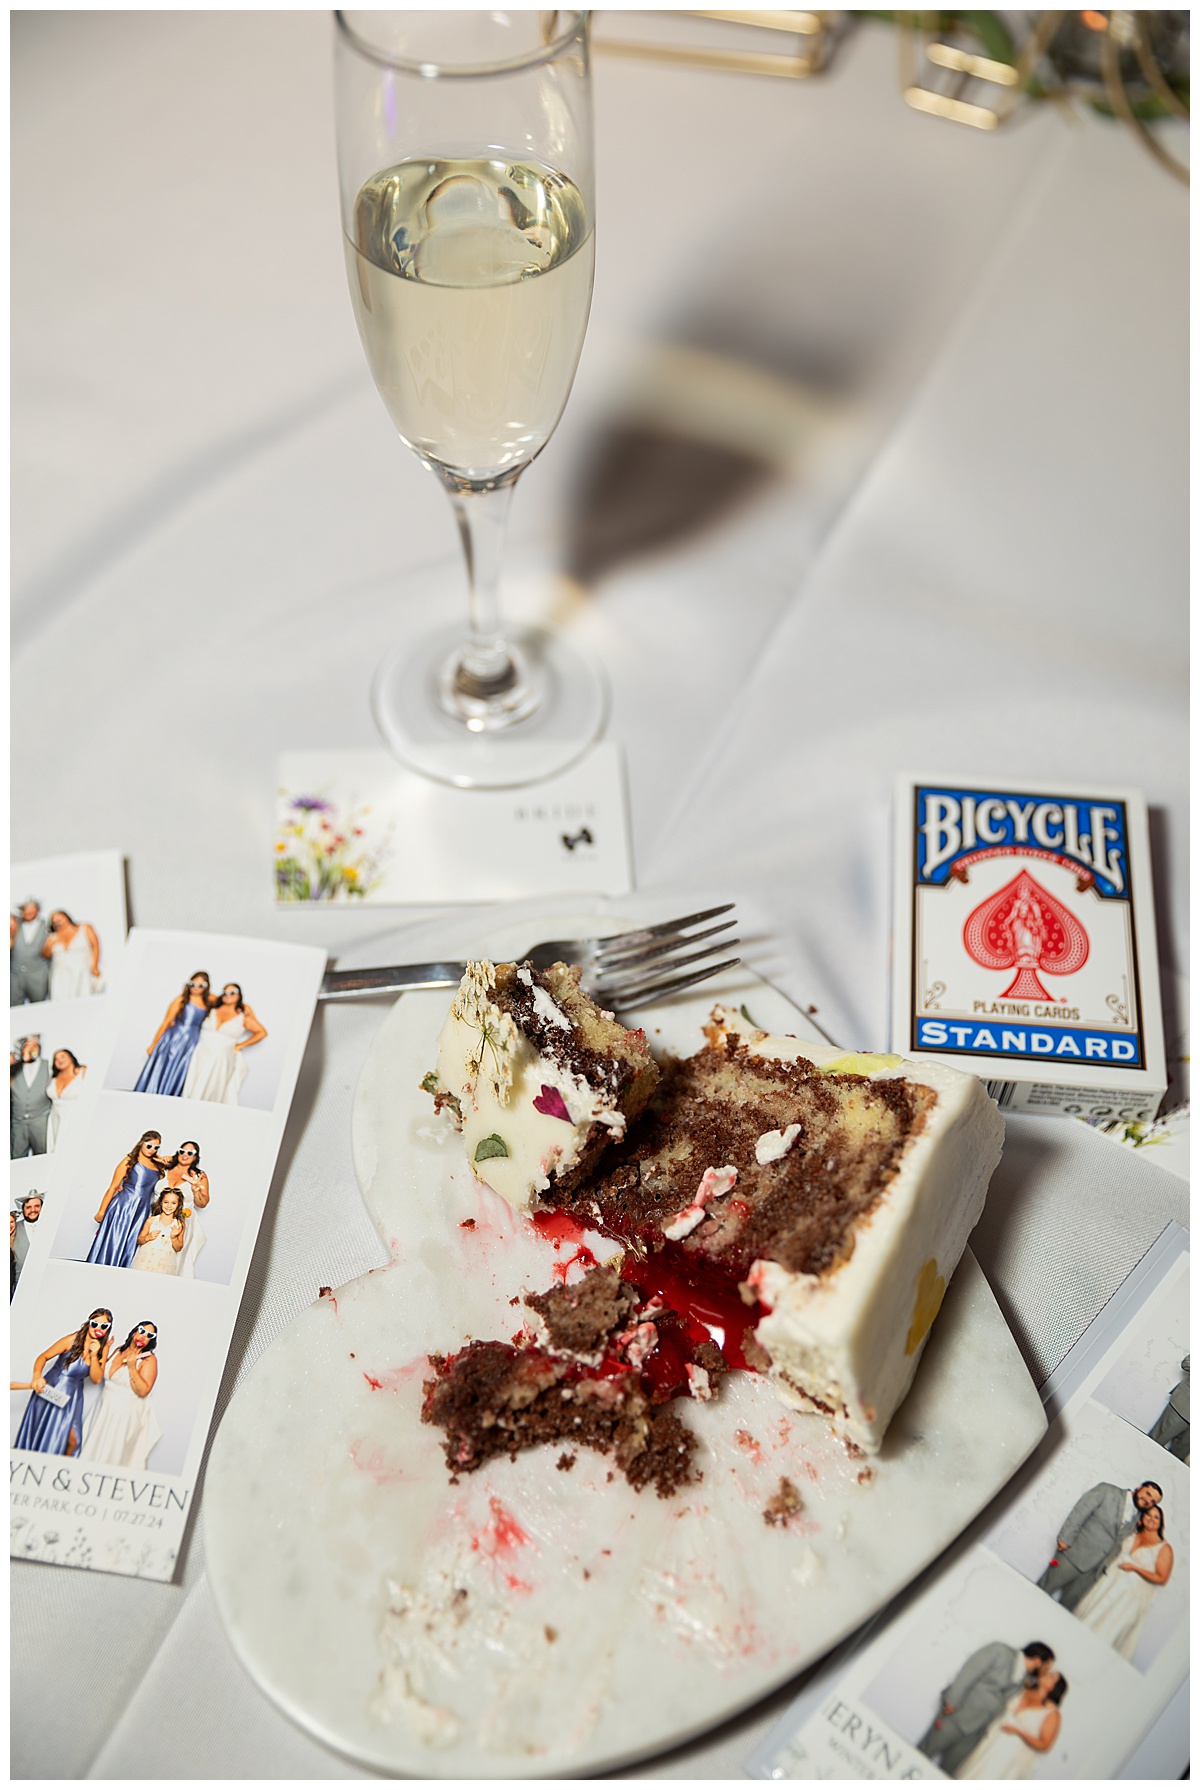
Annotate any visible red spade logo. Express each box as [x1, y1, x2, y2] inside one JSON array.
[[963, 869, 1089, 1001]]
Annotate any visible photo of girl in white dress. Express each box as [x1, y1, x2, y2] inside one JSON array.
[[46, 1048, 87, 1151], [131, 1187, 187, 1275], [181, 981, 268, 1106], [79, 1318, 162, 1471], [956, 1668, 1068, 1780], [1072, 1506, 1174, 1661], [129, 1142, 210, 1279], [43, 909, 103, 999]]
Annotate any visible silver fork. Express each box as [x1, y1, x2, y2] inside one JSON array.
[[317, 904, 740, 1010]]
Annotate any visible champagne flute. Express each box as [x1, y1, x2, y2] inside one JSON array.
[[334, 10, 605, 788]]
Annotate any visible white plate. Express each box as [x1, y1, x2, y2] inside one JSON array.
[[206, 934, 1046, 1778]]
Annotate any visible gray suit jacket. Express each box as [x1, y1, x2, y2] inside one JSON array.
[[10, 919, 50, 999], [937, 1641, 1020, 1738], [918, 1641, 1023, 1770], [1056, 1481, 1132, 1575], [1150, 1359, 1189, 1450], [11, 1060, 52, 1121]]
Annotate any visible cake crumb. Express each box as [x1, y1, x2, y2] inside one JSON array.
[[460, 1217, 476, 1230], [763, 1477, 804, 1528], [544, 1625, 558, 1643], [556, 1451, 576, 1472], [857, 1465, 874, 1486]]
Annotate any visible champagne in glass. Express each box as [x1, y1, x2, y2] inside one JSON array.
[[334, 13, 605, 787]]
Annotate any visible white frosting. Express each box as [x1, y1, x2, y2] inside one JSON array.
[[661, 1165, 737, 1240], [434, 961, 624, 1213], [686, 1363, 714, 1401], [755, 1123, 802, 1165], [531, 984, 572, 1031], [615, 1321, 658, 1371]]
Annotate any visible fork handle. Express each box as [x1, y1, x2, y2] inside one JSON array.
[[319, 962, 467, 1001]]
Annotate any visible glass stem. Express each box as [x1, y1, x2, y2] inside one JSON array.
[[447, 477, 520, 698]]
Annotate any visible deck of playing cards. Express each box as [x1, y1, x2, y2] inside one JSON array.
[[891, 776, 1166, 1121]]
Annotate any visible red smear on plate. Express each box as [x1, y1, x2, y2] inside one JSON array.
[[550, 1243, 599, 1284], [471, 1495, 533, 1562], [349, 1441, 407, 1485], [531, 1208, 589, 1250]]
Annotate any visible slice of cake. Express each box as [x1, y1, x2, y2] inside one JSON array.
[[554, 1009, 1004, 1453], [424, 960, 658, 1211], [426, 973, 1005, 1467], [421, 1261, 716, 1497]]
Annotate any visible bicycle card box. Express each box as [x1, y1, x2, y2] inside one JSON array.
[[890, 775, 1166, 1121]]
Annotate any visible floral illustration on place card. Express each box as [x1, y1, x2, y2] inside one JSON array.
[[274, 789, 394, 903]]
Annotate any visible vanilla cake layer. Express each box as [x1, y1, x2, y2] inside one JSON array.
[[427, 960, 658, 1212]]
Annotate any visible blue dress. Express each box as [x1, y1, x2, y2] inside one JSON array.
[[134, 1000, 207, 1096], [87, 1161, 161, 1269], [15, 1350, 93, 1454]]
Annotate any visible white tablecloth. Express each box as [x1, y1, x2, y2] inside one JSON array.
[[11, 12, 1187, 1779]]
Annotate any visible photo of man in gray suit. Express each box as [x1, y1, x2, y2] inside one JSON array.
[[11, 1190, 45, 1281], [10, 899, 50, 1005], [1036, 1479, 1163, 1611], [10, 1037, 52, 1157], [1149, 1358, 1189, 1462], [917, 1640, 1055, 1775]]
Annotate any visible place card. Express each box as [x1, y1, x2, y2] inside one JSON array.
[[274, 744, 633, 905], [9, 927, 325, 1582], [746, 1223, 1190, 1780]]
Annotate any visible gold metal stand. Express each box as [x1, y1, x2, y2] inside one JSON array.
[[592, 10, 832, 79]]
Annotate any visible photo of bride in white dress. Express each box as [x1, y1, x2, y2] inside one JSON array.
[[43, 909, 103, 999], [181, 981, 267, 1106], [47, 1049, 87, 1151], [956, 1665, 1067, 1779], [1073, 1506, 1174, 1661], [79, 1319, 162, 1471]]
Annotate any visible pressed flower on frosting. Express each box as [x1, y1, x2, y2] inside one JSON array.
[[533, 1084, 572, 1121], [452, 961, 519, 1104]]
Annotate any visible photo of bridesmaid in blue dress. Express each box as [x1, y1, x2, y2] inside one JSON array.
[[134, 971, 213, 1095], [10, 1307, 112, 1455], [87, 1131, 170, 1269]]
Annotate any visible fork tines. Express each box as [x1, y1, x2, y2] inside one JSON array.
[[591, 905, 740, 1008], [597, 955, 742, 1010], [593, 903, 734, 960]]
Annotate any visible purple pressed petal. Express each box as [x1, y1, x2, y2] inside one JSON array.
[[533, 1084, 572, 1122]]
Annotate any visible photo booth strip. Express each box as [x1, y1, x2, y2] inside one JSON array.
[[10, 850, 128, 1172], [9, 926, 326, 1581], [745, 1222, 1189, 1780]]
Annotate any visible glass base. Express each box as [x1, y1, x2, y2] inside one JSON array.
[[371, 621, 608, 789]]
